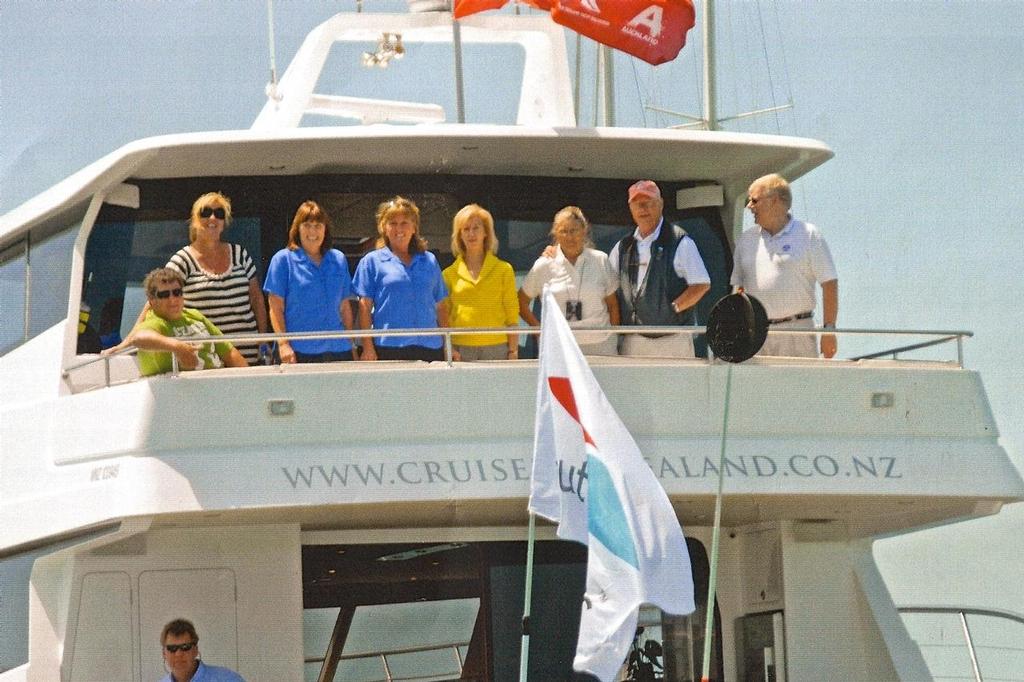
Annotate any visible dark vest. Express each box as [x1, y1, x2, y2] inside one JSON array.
[[617, 223, 693, 332]]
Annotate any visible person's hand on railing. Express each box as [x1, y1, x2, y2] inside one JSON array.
[[452, 348, 462, 362], [821, 332, 837, 359], [278, 341, 297, 364], [360, 344, 377, 362], [172, 341, 201, 371]]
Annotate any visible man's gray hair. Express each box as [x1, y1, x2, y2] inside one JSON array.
[[753, 173, 792, 209]]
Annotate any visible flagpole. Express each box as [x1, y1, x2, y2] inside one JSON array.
[[518, 511, 537, 682], [700, 363, 733, 682]]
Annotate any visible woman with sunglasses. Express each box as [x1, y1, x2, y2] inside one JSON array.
[[123, 193, 268, 364], [353, 196, 449, 361], [263, 200, 356, 363], [518, 206, 620, 355]]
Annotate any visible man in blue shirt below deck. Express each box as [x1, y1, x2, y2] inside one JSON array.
[[608, 180, 711, 357], [732, 173, 838, 358], [159, 619, 245, 682]]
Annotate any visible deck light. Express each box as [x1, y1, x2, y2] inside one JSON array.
[[267, 399, 294, 416]]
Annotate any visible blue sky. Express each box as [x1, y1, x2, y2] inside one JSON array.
[[2, 0, 1023, 612]]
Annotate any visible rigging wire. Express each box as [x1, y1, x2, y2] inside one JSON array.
[[630, 58, 650, 128], [721, 0, 744, 132], [754, 0, 782, 134], [771, 0, 811, 219]]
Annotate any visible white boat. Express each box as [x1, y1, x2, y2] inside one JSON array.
[[1, 5, 1021, 681]]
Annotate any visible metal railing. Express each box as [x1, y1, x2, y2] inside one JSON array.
[[305, 639, 469, 682], [62, 325, 974, 391], [899, 606, 1024, 682]]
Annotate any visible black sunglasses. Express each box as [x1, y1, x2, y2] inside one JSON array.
[[164, 641, 196, 653], [199, 207, 226, 219], [154, 288, 184, 299]]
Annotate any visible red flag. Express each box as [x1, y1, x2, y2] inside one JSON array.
[[551, 0, 695, 66], [454, 0, 551, 18], [453, 0, 510, 19]]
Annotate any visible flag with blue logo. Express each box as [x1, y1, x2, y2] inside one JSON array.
[[529, 291, 695, 681]]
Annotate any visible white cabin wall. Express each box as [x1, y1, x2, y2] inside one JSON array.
[[26, 524, 302, 682], [0, 324, 66, 406], [25, 551, 76, 682], [778, 521, 930, 681]]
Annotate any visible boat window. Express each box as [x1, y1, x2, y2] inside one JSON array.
[[0, 220, 79, 357], [0, 240, 27, 356], [78, 216, 262, 353], [29, 225, 78, 338], [310, 43, 524, 125], [301, 539, 722, 682], [82, 174, 731, 359]]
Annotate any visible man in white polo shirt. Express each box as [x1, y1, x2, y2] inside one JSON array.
[[732, 173, 838, 358], [609, 180, 711, 358]]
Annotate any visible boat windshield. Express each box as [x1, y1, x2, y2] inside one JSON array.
[[76, 173, 730, 358]]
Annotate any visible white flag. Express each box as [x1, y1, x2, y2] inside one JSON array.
[[528, 290, 695, 682]]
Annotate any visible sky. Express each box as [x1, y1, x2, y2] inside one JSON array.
[[2, 0, 1023, 616]]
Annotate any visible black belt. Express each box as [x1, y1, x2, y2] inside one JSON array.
[[769, 311, 813, 324]]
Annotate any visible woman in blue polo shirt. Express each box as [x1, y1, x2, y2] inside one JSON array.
[[264, 201, 355, 363], [354, 196, 449, 361]]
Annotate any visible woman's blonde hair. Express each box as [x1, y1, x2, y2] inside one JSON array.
[[450, 204, 498, 257], [375, 196, 427, 254], [188, 192, 232, 242]]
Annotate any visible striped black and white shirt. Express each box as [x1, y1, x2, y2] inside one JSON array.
[[167, 244, 261, 363]]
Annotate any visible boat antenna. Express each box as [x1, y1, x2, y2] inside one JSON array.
[[265, 0, 282, 103]]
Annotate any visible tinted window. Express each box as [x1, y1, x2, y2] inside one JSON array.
[[29, 226, 77, 338]]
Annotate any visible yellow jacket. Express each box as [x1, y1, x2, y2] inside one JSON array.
[[443, 253, 519, 346]]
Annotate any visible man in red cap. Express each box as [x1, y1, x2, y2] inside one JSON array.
[[608, 180, 710, 357]]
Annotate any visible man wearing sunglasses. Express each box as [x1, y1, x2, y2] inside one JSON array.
[[126, 268, 247, 376], [733, 173, 838, 358], [160, 619, 245, 682]]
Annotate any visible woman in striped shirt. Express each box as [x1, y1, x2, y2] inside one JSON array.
[[163, 192, 268, 364]]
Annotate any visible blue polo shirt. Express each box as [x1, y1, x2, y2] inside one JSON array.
[[160, 660, 245, 681], [353, 247, 447, 349], [264, 247, 353, 354]]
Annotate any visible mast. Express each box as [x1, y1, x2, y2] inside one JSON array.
[[702, 0, 717, 130]]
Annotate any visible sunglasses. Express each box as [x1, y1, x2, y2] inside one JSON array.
[[154, 288, 184, 299], [199, 207, 227, 219], [164, 641, 196, 653], [747, 193, 774, 206]]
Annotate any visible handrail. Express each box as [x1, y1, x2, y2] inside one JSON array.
[[305, 639, 469, 682], [62, 325, 974, 390]]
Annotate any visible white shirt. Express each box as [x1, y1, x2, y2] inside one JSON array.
[[730, 217, 837, 319], [608, 219, 711, 290], [522, 246, 618, 344]]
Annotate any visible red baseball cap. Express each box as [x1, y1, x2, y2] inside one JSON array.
[[628, 180, 661, 202]]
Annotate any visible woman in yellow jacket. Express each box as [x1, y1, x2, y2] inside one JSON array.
[[443, 204, 519, 361]]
